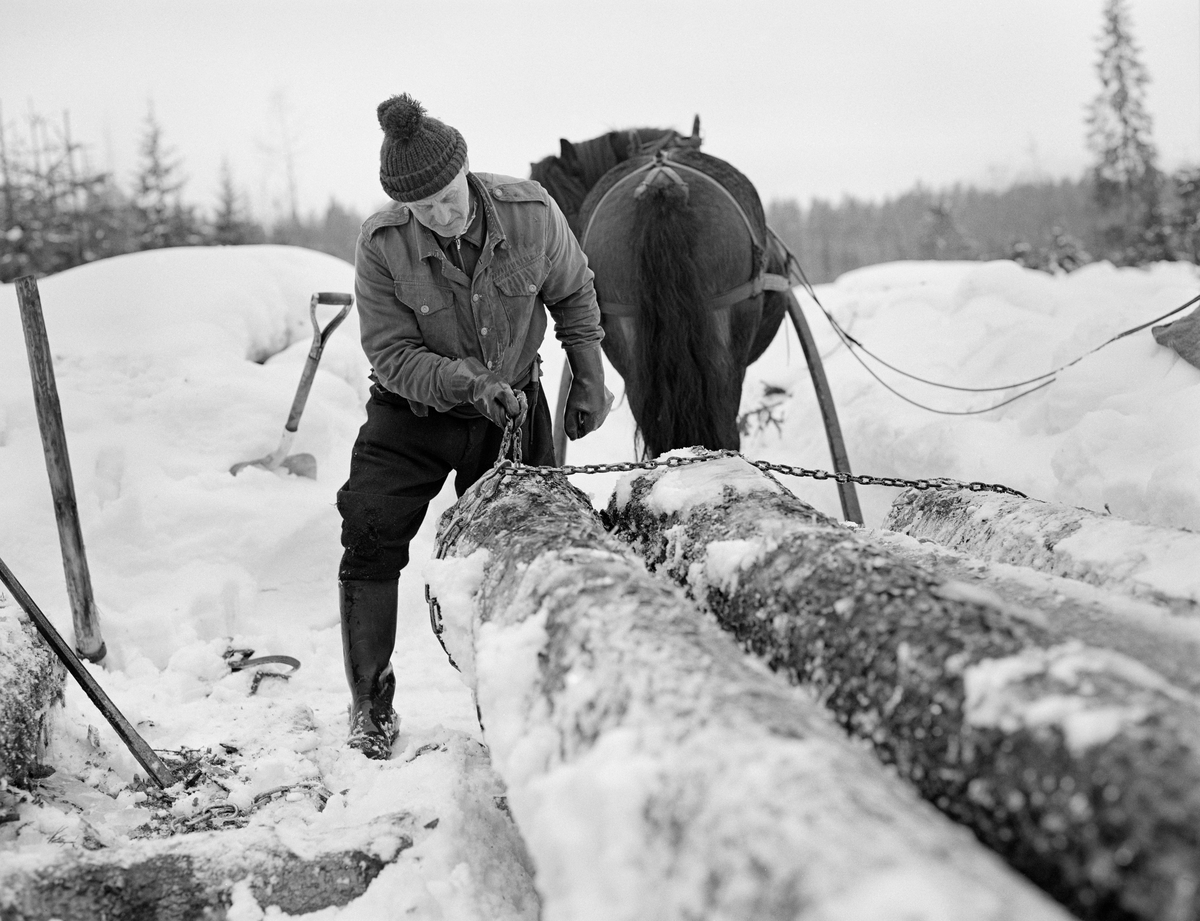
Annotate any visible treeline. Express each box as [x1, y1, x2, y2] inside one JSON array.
[[6, 0, 1195, 290], [767, 167, 1200, 284], [0, 105, 367, 284], [769, 0, 1200, 284]]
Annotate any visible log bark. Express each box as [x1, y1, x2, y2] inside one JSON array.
[[606, 452, 1200, 921], [885, 487, 1200, 617], [0, 825, 393, 920], [0, 596, 65, 787], [426, 464, 1071, 921], [870, 528, 1200, 697]]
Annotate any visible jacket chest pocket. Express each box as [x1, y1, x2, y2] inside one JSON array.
[[493, 254, 551, 336], [395, 282, 459, 356]]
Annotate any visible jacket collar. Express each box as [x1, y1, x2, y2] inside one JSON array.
[[413, 172, 508, 265]]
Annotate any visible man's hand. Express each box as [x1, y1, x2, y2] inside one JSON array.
[[457, 358, 523, 428], [565, 345, 613, 440]]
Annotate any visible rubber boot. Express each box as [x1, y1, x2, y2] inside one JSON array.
[[340, 579, 400, 760]]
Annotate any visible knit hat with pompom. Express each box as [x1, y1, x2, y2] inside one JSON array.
[[376, 94, 467, 202]]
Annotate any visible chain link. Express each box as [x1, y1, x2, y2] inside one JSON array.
[[492, 419, 1026, 498]]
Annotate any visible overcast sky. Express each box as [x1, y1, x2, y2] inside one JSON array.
[[4, 0, 1198, 221]]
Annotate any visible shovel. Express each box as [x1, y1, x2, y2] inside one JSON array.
[[231, 292, 353, 479]]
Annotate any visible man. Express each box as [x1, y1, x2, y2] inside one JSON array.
[[338, 94, 611, 759]]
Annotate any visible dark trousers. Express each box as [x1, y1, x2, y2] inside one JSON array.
[[337, 378, 554, 582]]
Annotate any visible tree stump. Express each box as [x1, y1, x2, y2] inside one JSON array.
[[606, 452, 1200, 921], [0, 594, 65, 787], [426, 464, 1071, 920], [0, 826, 394, 919]]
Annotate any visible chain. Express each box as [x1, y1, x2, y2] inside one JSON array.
[[426, 422, 1023, 673], [493, 419, 1026, 498]]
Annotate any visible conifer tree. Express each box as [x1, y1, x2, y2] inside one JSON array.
[[211, 159, 263, 245], [1085, 0, 1172, 263], [131, 104, 202, 250]]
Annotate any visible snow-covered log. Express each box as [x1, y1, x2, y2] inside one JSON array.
[[0, 595, 65, 786], [885, 488, 1200, 616], [426, 465, 1072, 921], [0, 824, 393, 918], [606, 452, 1200, 921], [868, 527, 1200, 698]]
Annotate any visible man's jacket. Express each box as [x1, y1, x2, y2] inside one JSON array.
[[354, 171, 603, 415]]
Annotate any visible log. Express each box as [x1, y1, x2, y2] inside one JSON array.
[[0, 825, 394, 919], [606, 451, 1200, 921], [870, 527, 1200, 698], [425, 464, 1072, 920], [0, 595, 65, 787], [885, 488, 1200, 617]]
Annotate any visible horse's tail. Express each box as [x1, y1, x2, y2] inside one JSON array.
[[629, 175, 737, 459]]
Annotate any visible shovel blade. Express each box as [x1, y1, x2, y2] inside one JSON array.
[[281, 453, 317, 479], [230, 454, 316, 478], [228, 450, 314, 479]]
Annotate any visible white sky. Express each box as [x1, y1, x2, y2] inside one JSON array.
[[3, 0, 1199, 222]]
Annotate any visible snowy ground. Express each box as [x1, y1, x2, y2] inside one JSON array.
[[0, 245, 1197, 918]]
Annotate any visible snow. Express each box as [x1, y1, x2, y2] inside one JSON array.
[[961, 640, 1192, 753], [1, 245, 1198, 916]]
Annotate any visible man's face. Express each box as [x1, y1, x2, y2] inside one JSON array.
[[407, 165, 471, 237]]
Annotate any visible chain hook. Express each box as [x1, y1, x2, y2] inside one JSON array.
[[497, 416, 523, 468]]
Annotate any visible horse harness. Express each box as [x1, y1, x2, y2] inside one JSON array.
[[580, 148, 792, 319]]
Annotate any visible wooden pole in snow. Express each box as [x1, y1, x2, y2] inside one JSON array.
[[607, 451, 1200, 921], [784, 291, 862, 523], [427, 464, 1070, 920], [15, 275, 105, 662]]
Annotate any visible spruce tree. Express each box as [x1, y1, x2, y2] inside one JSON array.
[[211, 159, 263, 245], [132, 104, 202, 250], [1085, 0, 1172, 264]]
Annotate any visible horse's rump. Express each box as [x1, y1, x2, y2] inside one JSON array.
[[579, 149, 772, 456], [578, 148, 768, 255]]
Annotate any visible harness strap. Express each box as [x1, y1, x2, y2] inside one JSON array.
[[601, 273, 791, 318]]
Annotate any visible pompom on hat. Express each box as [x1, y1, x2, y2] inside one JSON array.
[[376, 94, 467, 202]]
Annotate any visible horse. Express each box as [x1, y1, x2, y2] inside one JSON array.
[[531, 121, 793, 460]]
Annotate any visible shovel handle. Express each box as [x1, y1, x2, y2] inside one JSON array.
[[285, 293, 353, 433]]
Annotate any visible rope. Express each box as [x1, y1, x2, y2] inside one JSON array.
[[771, 228, 1200, 413]]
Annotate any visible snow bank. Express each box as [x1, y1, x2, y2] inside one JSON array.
[[743, 259, 1200, 531]]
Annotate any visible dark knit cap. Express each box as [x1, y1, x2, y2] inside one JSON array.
[[376, 94, 468, 202]]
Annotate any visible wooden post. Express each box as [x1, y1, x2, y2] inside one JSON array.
[[785, 291, 863, 523], [552, 359, 572, 465], [14, 275, 106, 662]]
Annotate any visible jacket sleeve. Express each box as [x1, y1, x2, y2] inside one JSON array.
[[538, 196, 604, 354], [354, 230, 479, 412]]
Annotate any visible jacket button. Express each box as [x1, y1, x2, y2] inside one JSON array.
[[486, 360, 494, 369], [493, 188, 504, 198], [481, 327, 489, 336], [527, 283, 536, 293], [420, 305, 430, 314], [472, 294, 480, 303]]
